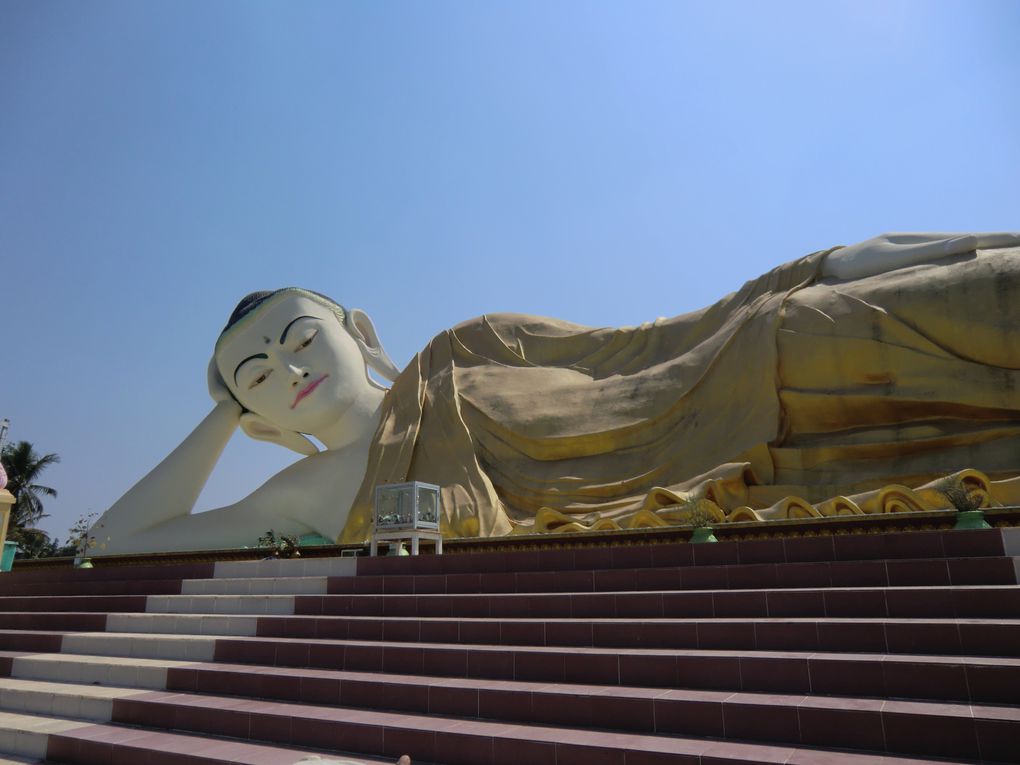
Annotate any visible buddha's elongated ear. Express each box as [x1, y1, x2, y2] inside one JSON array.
[[347, 308, 402, 383], [239, 413, 319, 456]]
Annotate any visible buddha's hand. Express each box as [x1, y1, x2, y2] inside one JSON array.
[[207, 357, 242, 416], [823, 232, 1020, 281]]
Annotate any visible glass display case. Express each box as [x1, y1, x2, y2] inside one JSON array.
[[373, 481, 441, 531]]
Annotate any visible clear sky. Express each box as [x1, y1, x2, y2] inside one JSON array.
[[2, 0, 1018, 544]]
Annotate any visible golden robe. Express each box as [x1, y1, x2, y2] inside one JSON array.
[[339, 246, 1020, 542]]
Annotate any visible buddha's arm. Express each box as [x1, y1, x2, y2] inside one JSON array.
[[822, 232, 1020, 281], [96, 491, 314, 555], [93, 400, 242, 547]]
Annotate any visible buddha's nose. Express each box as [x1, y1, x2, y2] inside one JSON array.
[[288, 364, 310, 385]]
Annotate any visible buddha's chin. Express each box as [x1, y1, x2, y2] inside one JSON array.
[[290, 398, 359, 438]]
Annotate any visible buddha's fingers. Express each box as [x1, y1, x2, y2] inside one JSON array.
[[971, 232, 1020, 250], [885, 232, 963, 245], [884, 234, 975, 261], [889, 232, 1020, 261]]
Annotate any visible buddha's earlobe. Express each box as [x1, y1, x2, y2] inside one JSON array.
[[239, 413, 319, 456], [347, 308, 402, 383]]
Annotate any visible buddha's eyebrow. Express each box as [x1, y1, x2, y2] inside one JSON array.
[[233, 353, 268, 384], [280, 315, 319, 344]]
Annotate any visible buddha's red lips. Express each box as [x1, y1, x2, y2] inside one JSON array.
[[291, 374, 329, 409]]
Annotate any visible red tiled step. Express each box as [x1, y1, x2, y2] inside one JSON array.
[[44, 722, 394, 765], [0, 596, 148, 613], [354, 528, 1017, 577], [15, 611, 1020, 659], [297, 585, 1020, 619], [167, 647, 1020, 709], [107, 687, 1012, 764], [0, 614, 108, 633], [247, 614, 1020, 656], [0, 631, 64, 654], [211, 633, 1020, 689], [0, 579, 184, 597], [0, 562, 213, 588], [332, 555, 1019, 595]]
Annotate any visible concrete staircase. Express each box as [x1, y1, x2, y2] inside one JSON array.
[[0, 527, 1018, 764]]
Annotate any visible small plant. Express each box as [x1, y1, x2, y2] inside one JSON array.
[[674, 500, 719, 543], [67, 512, 107, 566], [682, 504, 716, 529], [258, 529, 301, 559], [934, 477, 984, 512]]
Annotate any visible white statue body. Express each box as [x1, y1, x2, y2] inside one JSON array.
[[97, 290, 400, 553], [93, 233, 1020, 555]]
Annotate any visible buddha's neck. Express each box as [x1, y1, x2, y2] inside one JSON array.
[[312, 385, 386, 452]]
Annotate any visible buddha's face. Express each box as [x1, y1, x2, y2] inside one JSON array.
[[215, 293, 371, 435]]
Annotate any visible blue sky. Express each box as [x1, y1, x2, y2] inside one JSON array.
[[2, 0, 1019, 543]]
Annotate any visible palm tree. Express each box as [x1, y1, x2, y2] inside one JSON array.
[[10, 526, 60, 559], [0, 440, 60, 530]]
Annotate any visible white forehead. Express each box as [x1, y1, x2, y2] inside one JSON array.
[[216, 293, 338, 371]]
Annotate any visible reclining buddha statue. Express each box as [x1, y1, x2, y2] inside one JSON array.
[[95, 232, 1020, 554]]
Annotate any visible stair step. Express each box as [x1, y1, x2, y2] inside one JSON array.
[[0, 678, 145, 720], [296, 585, 1020, 619], [0, 579, 184, 597], [0, 714, 392, 765], [181, 576, 330, 595], [356, 528, 1017, 576], [7, 583, 1009, 619], [133, 583, 1020, 620], [333, 555, 1020, 594], [0, 596, 148, 613], [0, 679, 992, 765], [172, 652, 1020, 708], [38, 715, 985, 765], [10, 633, 1020, 705], [0, 615, 107, 633], [9, 656, 1017, 750], [7, 643, 1020, 705], [2, 583, 1019, 620], [250, 615, 1020, 656], [4, 652, 191, 689], [6, 608, 1020, 656], [0, 711, 91, 760], [212, 557, 358, 579], [0, 563, 214, 588], [105, 680, 1020, 761]]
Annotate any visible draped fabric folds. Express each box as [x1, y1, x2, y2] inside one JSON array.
[[339, 247, 1020, 542]]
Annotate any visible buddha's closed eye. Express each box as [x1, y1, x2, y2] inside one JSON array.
[[249, 370, 272, 389], [296, 330, 318, 350]]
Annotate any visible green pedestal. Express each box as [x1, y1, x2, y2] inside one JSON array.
[[1, 541, 17, 572], [690, 527, 718, 544], [954, 510, 992, 530]]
